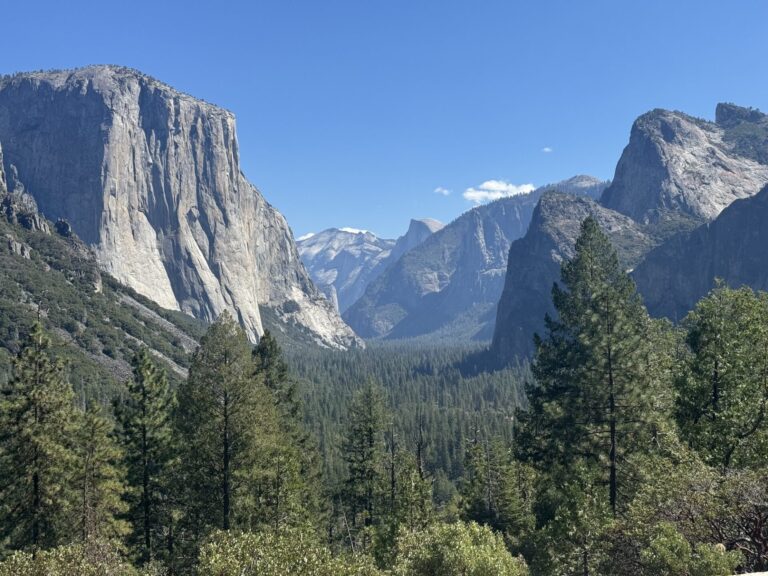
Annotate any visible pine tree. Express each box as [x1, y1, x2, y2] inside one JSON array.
[[342, 383, 386, 533], [72, 403, 129, 545], [114, 347, 175, 563], [460, 432, 533, 549], [516, 217, 666, 516], [176, 313, 279, 542], [675, 284, 768, 469], [0, 322, 78, 552], [253, 330, 323, 527]]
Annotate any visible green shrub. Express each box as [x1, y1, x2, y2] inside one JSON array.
[[198, 528, 381, 576], [393, 521, 528, 576]]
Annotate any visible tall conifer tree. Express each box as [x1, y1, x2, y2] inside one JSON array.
[[176, 313, 279, 543], [0, 322, 78, 552], [114, 347, 174, 563], [72, 403, 129, 545], [342, 383, 386, 530], [516, 217, 664, 516], [253, 330, 323, 526], [675, 285, 768, 469]]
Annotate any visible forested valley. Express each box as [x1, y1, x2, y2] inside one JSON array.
[[1, 218, 766, 575]]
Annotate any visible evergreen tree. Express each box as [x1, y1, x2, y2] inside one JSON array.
[[374, 427, 433, 566], [253, 330, 323, 526], [114, 347, 175, 563], [675, 284, 768, 469], [516, 217, 667, 516], [72, 403, 129, 545], [0, 322, 78, 552], [342, 383, 386, 534], [175, 313, 279, 544], [254, 330, 295, 416], [460, 432, 534, 550]]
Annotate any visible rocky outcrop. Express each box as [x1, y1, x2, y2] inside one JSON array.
[[492, 104, 768, 364], [5, 233, 31, 258], [388, 218, 444, 264], [0, 65, 360, 348], [600, 106, 768, 230], [345, 178, 608, 342], [633, 184, 768, 321], [492, 193, 652, 362]]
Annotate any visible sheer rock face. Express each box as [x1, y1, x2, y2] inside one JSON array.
[[344, 177, 607, 342], [634, 184, 768, 321], [600, 107, 768, 228], [0, 65, 360, 348], [491, 192, 652, 362]]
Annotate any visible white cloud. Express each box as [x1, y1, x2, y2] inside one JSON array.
[[297, 232, 315, 241], [542, 146, 553, 153], [433, 186, 451, 196], [463, 180, 536, 204]]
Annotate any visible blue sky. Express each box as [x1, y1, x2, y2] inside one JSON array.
[[2, 1, 767, 238]]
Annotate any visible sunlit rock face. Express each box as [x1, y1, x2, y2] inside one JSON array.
[[0, 65, 361, 349], [601, 105, 768, 230]]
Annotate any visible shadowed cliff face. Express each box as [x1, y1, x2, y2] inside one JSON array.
[[634, 184, 768, 321], [491, 192, 652, 363], [0, 65, 361, 349]]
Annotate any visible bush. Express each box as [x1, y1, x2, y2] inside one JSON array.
[[641, 523, 739, 576], [393, 521, 528, 576], [0, 541, 140, 576], [197, 528, 381, 576]]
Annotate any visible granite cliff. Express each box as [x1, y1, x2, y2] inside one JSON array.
[[492, 104, 768, 363], [492, 192, 652, 361], [601, 105, 768, 229], [633, 184, 768, 321], [0, 65, 360, 348]]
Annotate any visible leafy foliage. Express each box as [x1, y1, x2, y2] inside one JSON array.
[[675, 284, 768, 469], [392, 521, 528, 576]]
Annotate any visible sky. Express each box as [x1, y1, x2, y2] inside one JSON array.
[[2, 1, 767, 238]]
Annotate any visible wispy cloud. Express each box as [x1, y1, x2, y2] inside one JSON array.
[[463, 180, 536, 204], [433, 186, 451, 196], [541, 146, 553, 153]]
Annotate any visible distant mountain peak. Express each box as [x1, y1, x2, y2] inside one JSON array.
[[558, 174, 608, 188], [298, 219, 442, 314], [411, 218, 445, 234]]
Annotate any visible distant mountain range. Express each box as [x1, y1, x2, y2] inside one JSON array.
[[343, 176, 608, 342], [4, 64, 768, 363], [297, 219, 443, 313]]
